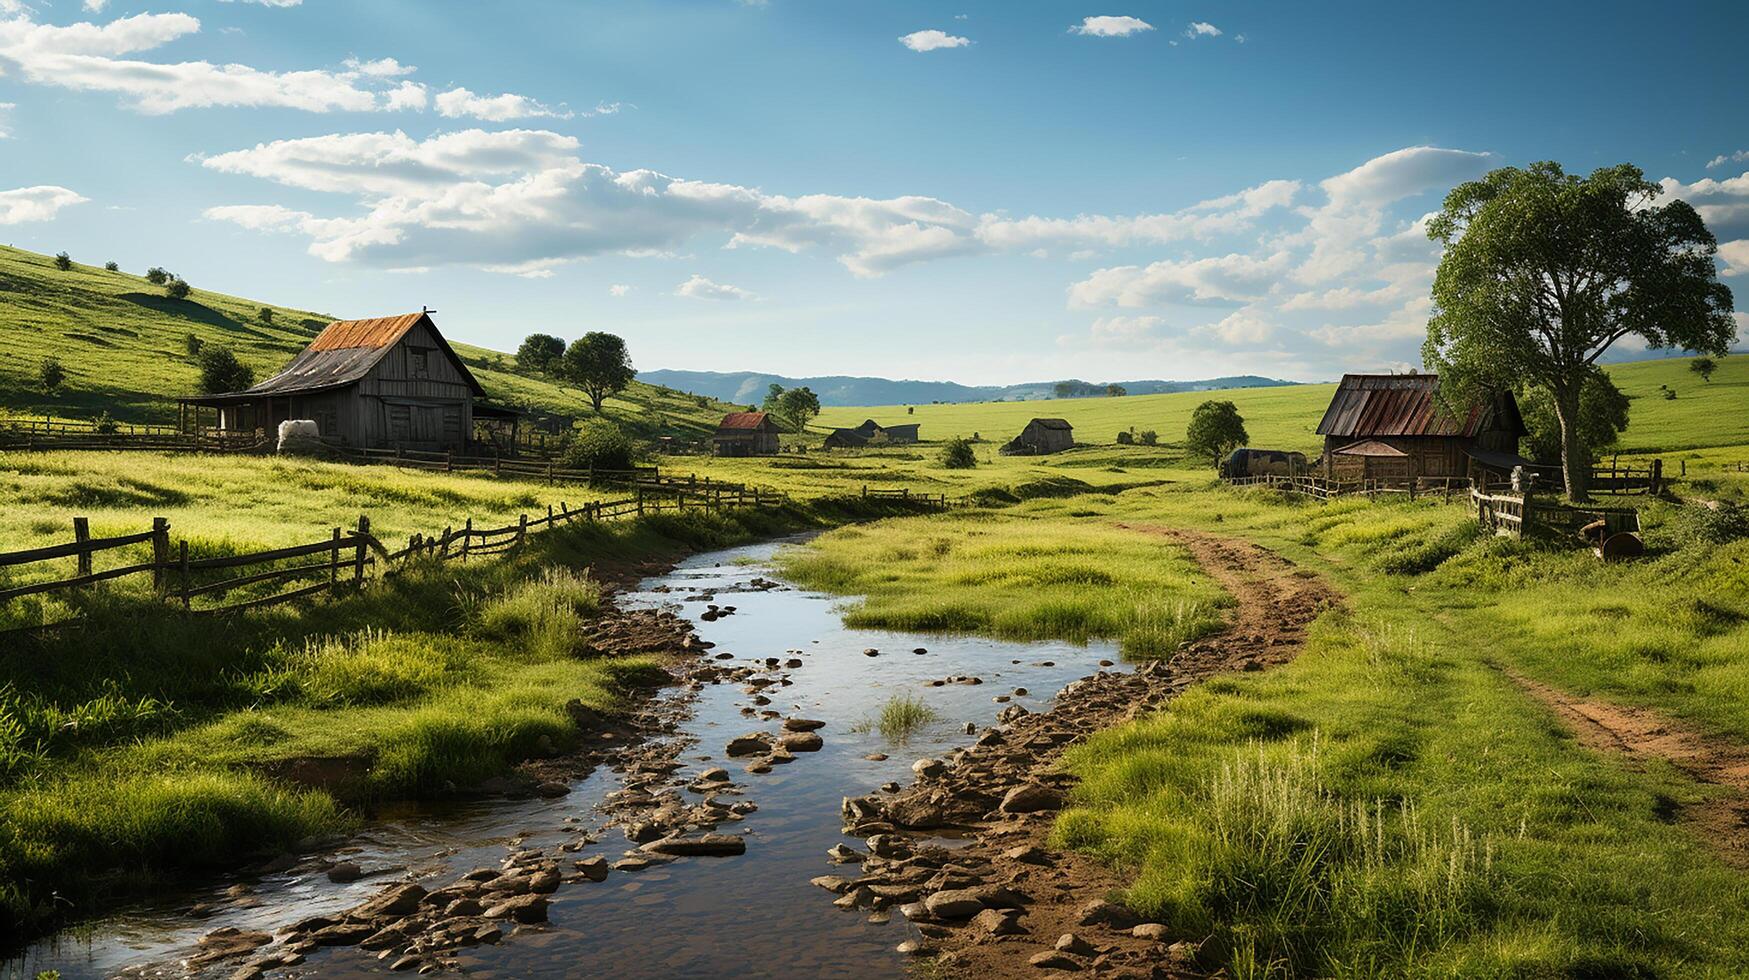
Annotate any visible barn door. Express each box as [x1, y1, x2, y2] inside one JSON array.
[[389, 405, 411, 442], [411, 406, 440, 443]]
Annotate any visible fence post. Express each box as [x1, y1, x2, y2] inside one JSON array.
[[637, 490, 645, 516], [461, 518, 472, 560], [179, 540, 190, 612], [546, 503, 553, 527], [150, 517, 170, 595], [330, 528, 342, 594], [72, 517, 91, 578], [355, 516, 369, 583], [1651, 458, 1663, 494], [559, 501, 570, 524], [441, 526, 453, 559], [446, 449, 454, 473], [518, 513, 528, 546]]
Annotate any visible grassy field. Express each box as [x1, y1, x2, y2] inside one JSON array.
[[814, 354, 1749, 457], [782, 482, 1749, 976], [0, 245, 740, 440]]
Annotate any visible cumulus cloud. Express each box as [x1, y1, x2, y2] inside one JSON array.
[[1183, 21, 1222, 38], [1656, 170, 1749, 241], [0, 185, 89, 223], [1069, 16, 1153, 37], [676, 274, 754, 301], [0, 9, 563, 118], [899, 29, 969, 52], [1718, 239, 1749, 277], [1068, 251, 1293, 308], [1707, 150, 1749, 169], [608, 283, 631, 296], [978, 180, 1298, 252]]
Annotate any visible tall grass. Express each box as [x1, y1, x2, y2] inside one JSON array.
[[852, 694, 938, 742]]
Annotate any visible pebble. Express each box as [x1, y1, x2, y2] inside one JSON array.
[[325, 861, 363, 884], [1131, 923, 1170, 941], [863, 648, 880, 657]]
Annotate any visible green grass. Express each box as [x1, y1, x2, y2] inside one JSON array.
[[777, 509, 1229, 659], [852, 694, 939, 742], [0, 244, 741, 440], [787, 481, 1749, 976]]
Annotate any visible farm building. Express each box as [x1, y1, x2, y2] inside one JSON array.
[[179, 310, 484, 450], [1000, 418, 1074, 455], [1315, 374, 1528, 483], [823, 427, 870, 449], [713, 411, 781, 456], [881, 423, 920, 444]]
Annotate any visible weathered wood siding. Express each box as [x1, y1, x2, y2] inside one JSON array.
[[352, 320, 474, 449]]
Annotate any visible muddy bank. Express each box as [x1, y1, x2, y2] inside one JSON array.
[[829, 529, 1338, 977]]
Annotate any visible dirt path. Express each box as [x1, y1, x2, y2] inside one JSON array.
[[1505, 670, 1749, 868], [833, 526, 1338, 978]]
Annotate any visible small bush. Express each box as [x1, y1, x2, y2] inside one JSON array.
[[145, 266, 170, 285], [183, 333, 204, 357], [475, 567, 603, 659], [257, 307, 274, 326], [1117, 431, 1135, 445], [165, 278, 191, 300], [92, 411, 118, 435], [103, 261, 119, 272], [1663, 503, 1749, 547], [940, 436, 977, 469], [36, 357, 66, 393], [1139, 430, 1158, 446], [562, 425, 636, 472], [53, 252, 71, 271], [197, 344, 254, 394]]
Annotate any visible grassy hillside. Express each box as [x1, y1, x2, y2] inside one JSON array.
[[816, 354, 1749, 456], [0, 245, 737, 441]]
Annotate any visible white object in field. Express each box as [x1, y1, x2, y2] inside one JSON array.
[[277, 419, 324, 455]]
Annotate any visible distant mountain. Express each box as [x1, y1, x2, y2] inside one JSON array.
[[637, 369, 1296, 408]]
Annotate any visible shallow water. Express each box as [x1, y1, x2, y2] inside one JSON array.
[[11, 537, 1121, 979]]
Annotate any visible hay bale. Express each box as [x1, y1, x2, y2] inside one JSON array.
[[277, 419, 326, 456]]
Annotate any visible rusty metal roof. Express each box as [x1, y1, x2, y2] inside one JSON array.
[[183, 311, 483, 403], [717, 411, 772, 431], [1315, 374, 1522, 439], [1332, 439, 1410, 458]]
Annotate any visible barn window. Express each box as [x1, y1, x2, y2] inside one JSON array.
[[409, 347, 431, 379]]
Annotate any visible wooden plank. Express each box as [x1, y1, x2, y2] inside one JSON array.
[[0, 527, 159, 567], [184, 536, 364, 569], [0, 560, 167, 602], [182, 559, 340, 598], [194, 579, 331, 615]]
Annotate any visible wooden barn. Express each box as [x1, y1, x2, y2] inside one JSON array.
[[824, 421, 920, 448], [713, 411, 780, 456], [880, 423, 920, 445], [179, 310, 484, 450], [823, 427, 870, 449], [1315, 374, 1528, 483], [1000, 418, 1074, 456]]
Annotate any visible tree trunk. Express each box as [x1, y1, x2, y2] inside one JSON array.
[[1554, 385, 1589, 502]]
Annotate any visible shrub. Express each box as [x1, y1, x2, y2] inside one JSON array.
[[183, 333, 204, 357], [1116, 431, 1134, 445], [562, 425, 636, 472], [1664, 503, 1749, 547], [476, 567, 603, 660], [165, 278, 191, 300], [103, 261, 119, 272], [145, 266, 170, 285], [37, 357, 65, 393], [197, 345, 254, 394], [53, 252, 71, 271], [257, 307, 274, 326], [93, 411, 118, 435], [940, 436, 977, 469], [1138, 430, 1158, 446]]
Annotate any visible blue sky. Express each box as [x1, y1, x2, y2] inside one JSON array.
[[2, 0, 1745, 384]]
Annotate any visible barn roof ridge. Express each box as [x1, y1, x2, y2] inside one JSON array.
[[184, 310, 483, 402]]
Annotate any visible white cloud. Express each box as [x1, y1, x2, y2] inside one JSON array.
[[1718, 239, 1749, 277], [0, 9, 562, 117], [83, 0, 108, 12], [0, 185, 89, 223], [1183, 21, 1222, 39], [1657, 170, 1749, 241], [1707, 150, 1749, 169], [676, 274, 754, 301], [608, 283, 631, 296], [434, 86, 570, 121], [1070, 16, 1154, 37], [1068, 251, 1293, 308], [899, 29, 969, 52], [1087, 315, 1166, 346], [1198, 309, 1275, 345], [977, 179, 1298, 251]]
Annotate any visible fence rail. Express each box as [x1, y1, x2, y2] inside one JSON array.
[[1224, 474, 1471, 500]]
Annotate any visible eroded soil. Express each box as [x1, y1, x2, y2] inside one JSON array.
[[828, 526, 1339, 978]]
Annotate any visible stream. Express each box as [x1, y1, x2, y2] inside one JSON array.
[[10, 536, 1122, 979]]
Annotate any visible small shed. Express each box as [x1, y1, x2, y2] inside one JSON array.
[[713, 411, 780, 456], [1315, 374, 1527, 482], [880, 423, 920, 445], [1001, 418, 1074, 456], [852, 419, 883, 438], [179, 310, 483, 450]]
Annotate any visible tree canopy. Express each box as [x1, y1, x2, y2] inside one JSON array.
[[1691, 356, 1718, 382], [1186, 400, 1248, 467], [197, 345, 255, 394], [1423, 161, 1734, 499], [557, 332, 635, 412], [1519, 369, 1630, 465], [773, 386, 821, 432], [517, 334, 566, 374]]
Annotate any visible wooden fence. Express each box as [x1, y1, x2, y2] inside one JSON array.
[[0, 484, 792, 633], [1224, 474, 1471, 501], [1472, 487, 1643, 558], [859, 485, 961, 510]]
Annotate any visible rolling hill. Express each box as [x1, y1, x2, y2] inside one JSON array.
[[0, 246, 740, 441], [636, 368, 1294, 407]]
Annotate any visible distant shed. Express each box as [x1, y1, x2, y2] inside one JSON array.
[[881, 423, 920, 445], [179, 310, 483, 450], [713, 411, 780, 456], [1315, 374, 1527, 482], [1001, 418, 1074, 456], [823, 427, 870, 449]]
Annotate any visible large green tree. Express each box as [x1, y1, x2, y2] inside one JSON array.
[[1423, 162, 1734, 500], [558, 332, 635, 412], [774, 386, 821, 432], [516, 333, 566, 374], [1519, 369, 1631, 465], [1185, 400, 1248, 467]]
